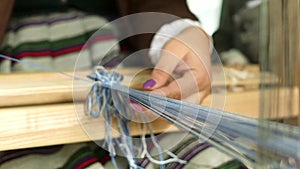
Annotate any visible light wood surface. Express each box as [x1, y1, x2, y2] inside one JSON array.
[[0, 69, 140, 107], [0, 103, 177, 151], [0, 66, 261, 107], [0, 88, 298, 151], [0, 90, 261, 151]]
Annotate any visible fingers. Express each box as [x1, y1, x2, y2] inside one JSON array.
[[127, 99, 160, 122], [156, 72, 200, 99], [153, 75, 210, 104], [182, 89, 211, 104], [143, 39, 189, 90], [150, 59, 211, 102], [143, 50, 211, 102], [143, 26, 212, 103]]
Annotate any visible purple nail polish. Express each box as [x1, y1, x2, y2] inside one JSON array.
[[143, 79, 156, 89], [130, 103, 144, 111]]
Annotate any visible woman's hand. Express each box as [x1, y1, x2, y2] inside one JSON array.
[[143, 26, 212, 104]]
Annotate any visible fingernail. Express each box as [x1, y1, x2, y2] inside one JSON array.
[[126, 98, 144, 111], [125, 98, 135, 103], [143, 79, 156, 89], [130, 103, 144, 111]]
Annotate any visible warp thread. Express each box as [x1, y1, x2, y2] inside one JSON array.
[[86, 66, 186, 169], [86, 66, 300, 169]]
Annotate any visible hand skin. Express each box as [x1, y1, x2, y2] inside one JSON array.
[[144, 26, 212, 104], [130, 26, 212, 120]]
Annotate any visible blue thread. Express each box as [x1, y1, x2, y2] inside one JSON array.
[[86, 68, 300, 168], [0, 54, 91, 83]]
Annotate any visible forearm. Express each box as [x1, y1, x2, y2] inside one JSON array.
[[0, 0, 14, 44]]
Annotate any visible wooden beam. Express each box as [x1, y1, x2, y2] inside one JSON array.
[[0, 103, 176, 151], [0, 66, 261, 107], [0, 87, 298, 151]]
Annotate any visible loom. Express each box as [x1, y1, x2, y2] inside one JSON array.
[[78, 1, 300, 168], [0, 0, 299, 168], [79, 65, 299, 169]]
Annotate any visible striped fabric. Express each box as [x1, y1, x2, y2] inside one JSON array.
[[214, 160, 248, 169], [0, 143, 91, 169], [0, 9, 119, 72], [0, 135, 247, 169], [60, 147, 108, 169], [0, 145, 63, 164], [137, 132, 247, 169]]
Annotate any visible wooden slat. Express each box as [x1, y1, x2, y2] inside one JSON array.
[[0, 90, 260, 151], [202, 88, 299, 119], [0, 103, 176, 151], [0, 66, 261, 107], [0, 87, 298, 151], [0, 69, 143, 107]]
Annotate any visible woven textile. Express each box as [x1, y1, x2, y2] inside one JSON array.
[[0, 9, 119, 72]]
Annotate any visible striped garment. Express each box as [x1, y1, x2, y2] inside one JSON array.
[[0, 143, 95, 169], [0, 9, 119, 72], [0, 134, 247, 169], [0, 145, 63, 164], [59, 146, 108, 169], [137, 132, 247, 169]]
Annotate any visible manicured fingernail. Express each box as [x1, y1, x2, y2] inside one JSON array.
[[143, 79, 156, 89], [126, 98, 144, 111], [125, 98, 135, 103], [130, 103, 144, 111]]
